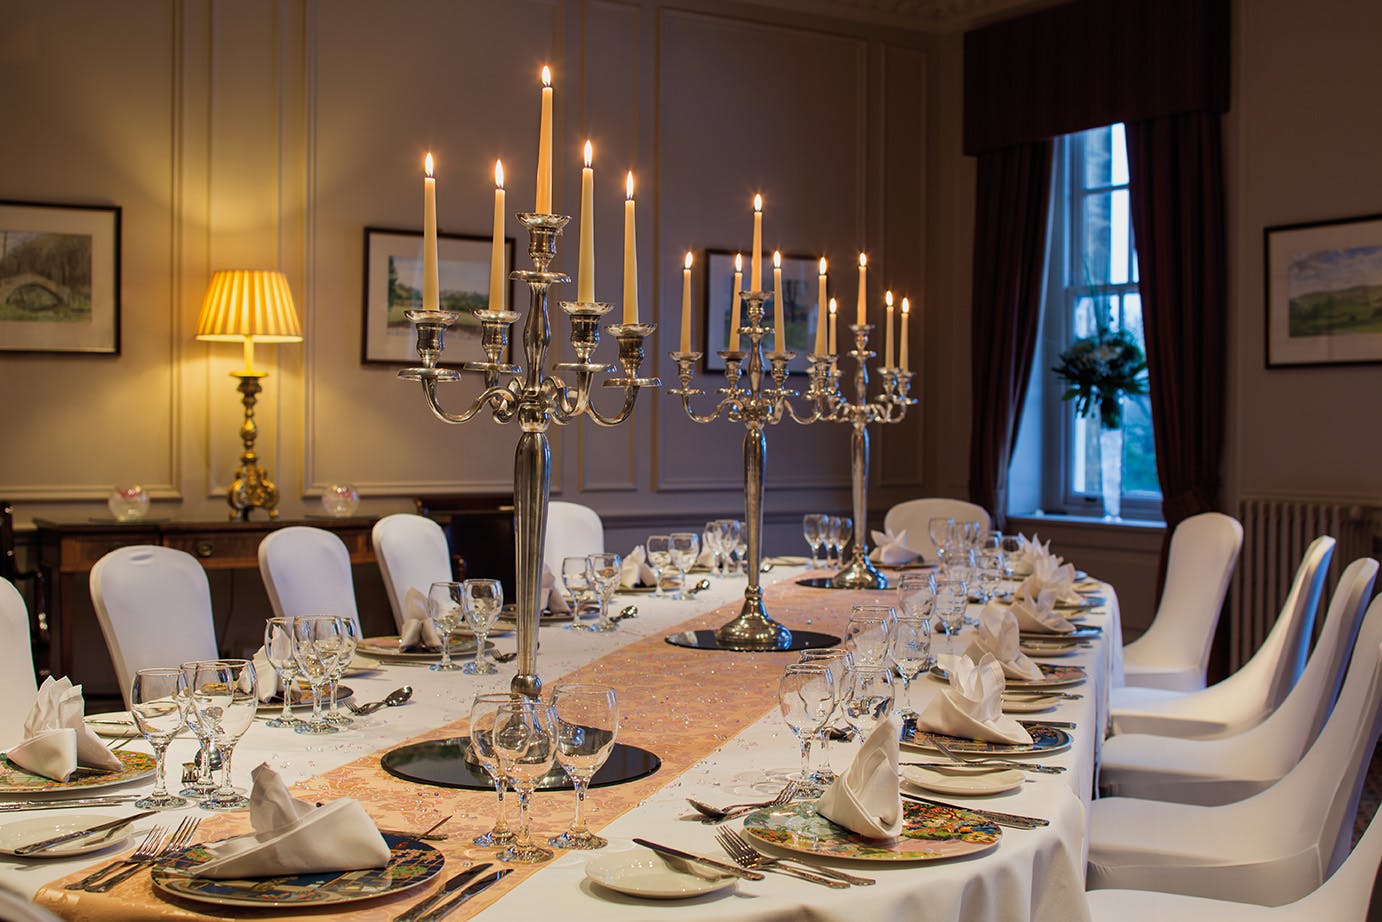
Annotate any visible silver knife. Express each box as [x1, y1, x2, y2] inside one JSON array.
[[417, 868, 512, 922], [393, 863, 492, 922], [13, 811, 157, 856], [632, 838, 765, 881], [0, 796, 141, 813]]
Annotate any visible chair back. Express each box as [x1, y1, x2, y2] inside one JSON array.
[[543, 502, 605, 574], [258, 527, 362, 631], [373, 514, 452, 634], [0, 577, 38, 747], [883, 498, 992, 562], [89, 546, 218, 709], [1244, 536, 1336, 711]]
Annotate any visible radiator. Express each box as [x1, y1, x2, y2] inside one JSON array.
[[1229, 498, 1378, 671]]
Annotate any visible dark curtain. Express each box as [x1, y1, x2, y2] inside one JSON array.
[[1125, 112, 1228, 552], [967, 141, 1054, 529]]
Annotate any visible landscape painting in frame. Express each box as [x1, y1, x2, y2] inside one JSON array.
[[1265, 213, 1382, 367], [362, 227, 514, 365], [703, 248, 823, 374], [0, 201, 120, 354]]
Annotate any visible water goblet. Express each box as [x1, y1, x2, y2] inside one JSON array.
[[561, 557, 597, 631], [291, 616, 344, 735], [427, 581, 465, 671], [669, 533, 700, 599], [896, 573, 934, 623], [548, 684, 619, 849], [468, 693, 519, 847], [645, 535, 672, 596], [889, 616, 932, 718], [462, 579, 503, 675], [802, 514, 826, 568], [177, 696, 219, 800], [845, 605, 895, 667], [181, 659, 257, 811], [928, 517, 955, 565], [492, 699, 558, 864], [129, 667, 188, 810], [262, 617, 302, 729], [933, 577, 968, 655], [587, 553, 622, 631], [842, 664, 895, 738], [780, 662, 836, 788], [977, 550, 1003, 603], [322, 616, 358, 725], [798, 649, 854, 785]]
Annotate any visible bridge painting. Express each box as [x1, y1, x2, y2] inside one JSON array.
[[0, 230, 93, 323]]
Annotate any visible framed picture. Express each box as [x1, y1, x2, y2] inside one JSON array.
[[1265, 213, 1382, 367], [362, 226, 514, 366], [703, 248, 824, 374], [0, 200, 120, 354]]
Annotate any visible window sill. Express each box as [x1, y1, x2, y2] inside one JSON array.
[[1007, 511, 1165, 534]]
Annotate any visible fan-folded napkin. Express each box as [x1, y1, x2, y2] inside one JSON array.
[[1017, 556, 1079, 603], [869, 528, 920, 566], [192, 763, 390, 879], [619, 546, 658, 589], [915, 655, 1033, 745], [6, 677, 122, 781], [398, 587, 444, 651], [967, 605, 1042, 680], [1015, 533, 1055, 574], [1009, 587, 1075, 634], [815, 714, 903, 839]]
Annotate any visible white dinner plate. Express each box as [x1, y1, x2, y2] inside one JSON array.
[[343, 654, 381, 676], [585, 849, 737, 900], [84, 711, 140, 739], [1001, 695, 1060, 713], [0, 813, 133, 858], [900, 765, 1025, 796]]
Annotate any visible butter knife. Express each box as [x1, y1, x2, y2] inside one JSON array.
[[393, 863, 492, 922], [902, 793, 1049, 828], [632, 838, 765, 881], [13, 811, 156, 856], [0, 796, 141, 813], [416, 868, 512, 922]]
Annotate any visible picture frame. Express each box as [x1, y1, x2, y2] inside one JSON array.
[[1264, 213, 1382, 367], [702, 248, 824, 374], [0, 200, 121, 355], [362, 226, 515, 366]]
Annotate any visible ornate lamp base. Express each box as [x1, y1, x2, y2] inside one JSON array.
[[829, 552, 888, 590], [225, 372, 279, 521]]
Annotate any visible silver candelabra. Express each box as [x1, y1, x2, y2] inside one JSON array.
[[401, 212, 658, 697]]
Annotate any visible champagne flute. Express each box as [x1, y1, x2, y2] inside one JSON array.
[[670, 533, 700, 599], [468, 693, 518, 848], [262, 617, 301, 729], [292, 616, 343, 735], [462, 579, 503, 675], [889, 616, 932, 718], [561, 557, 596, 631], [548, 684, 619, 849], [427, 581, 465, 671], [323, 616, 358, 725], [645, 535, 672, 596], [181, 659, 257, 811], [798, 648, 854, 785], [842, 664, 895, 738], [492, 698, 558, 863], [779, 663, 836, 788], [129, 667, 188, 810]]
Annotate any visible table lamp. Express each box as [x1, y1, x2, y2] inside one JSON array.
[[194, 269, 303, 521]]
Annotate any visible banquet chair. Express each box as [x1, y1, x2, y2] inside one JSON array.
[[89, 546, 218, 709], [1099, 557, 1377, 804], [543, 501, 604, 574], [882, 498, 991, 562], [1086, 593, 1382, 906], [257, 526, 362, 631], [0, 884, 63, 922], [373, 513, 452, 634], [1121, 512, 1243, 692], [1108, 535, 1335, 739], [0, 577, 39, 746]]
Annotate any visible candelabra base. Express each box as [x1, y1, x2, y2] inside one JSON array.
[[829, 554, 889, 590], [664, 629, 840, 654]]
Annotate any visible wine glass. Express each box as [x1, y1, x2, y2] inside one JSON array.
[[291, 616, 344, 735], [323, 616, 359, 726], [779, 663, 836, 788], [262, 617, 301, 729], [999, 533, 1024, 578], [845, 606, 895, 667], [548, 684, 619, 849], [928, 517, 955, 565], [933, 576, 968, 655], [181, 659, 257, 811], [802, 514, 826, 568], [587, 553, 622, 631], [702, 522, 723, 577], [468, 693, 518, 848], [561, 557, 596, 631], [427, 581, 465, 671], [976, 549, 1003, 603], [492, 698, 558, 863], [177, 688, 220, 800], [798, 648, 854, 785], [129, 667, 188, 810], [842, 664, 895, 738], [670, 533, 700, 599], [645, 535, 672, 596], [834, 516, 854, 566], [732, 524, 748, 576], [462, 579, 503, 675], [896, 573, 934, 624], [889, 616, 932, 718]]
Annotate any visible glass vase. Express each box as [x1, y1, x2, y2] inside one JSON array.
[[1099, 424, 1123, 519]]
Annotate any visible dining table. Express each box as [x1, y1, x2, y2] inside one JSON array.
[[0, 561, 1123, 922]]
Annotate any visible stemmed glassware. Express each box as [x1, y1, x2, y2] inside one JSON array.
[[842, 664, 895, 738], [462, 579, 503, 675], [645, 535, 672, 597], [262, 617, 301, 729], [976, 549, 1004, 603], [928, 517, 955, 566], [129, 667, 188, 810], [802, 514, 826, 569], [669, 533, 700, 599], [561, 557, 597, 631], [586, 553, 622, 631], [323, 616, 358, 726], [731, 525, 748, 576], [779, 662, 837, 789], [178, 693, 219, 800], [933, 576, 968, 656], [834, 516, 853, 567], [291, 615, 344, 735], [999, 533, 1024, 578], [548, 683, 619, 849], [427, 581, 465, 672], [468, 693, 518, 848], [491, 698, 558, 864], [844, 605, 895, 667], [181, 659, 257, 811], [702, 522, 723, 577], [797, 648, 854, 785], [889, 616, 932, 718], [897, 573, 934, 623]]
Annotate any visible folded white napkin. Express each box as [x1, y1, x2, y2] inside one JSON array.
[[967, 605, 1042, 680], [619, 546, 658, 589], [869, 528, 920, 566], [1009, 587, 1075, 634], [541, 563, 571, 614], [1017, 555, 1079, 603], [696, 535, 716, 569], [1016, 533, 1054, 573], [192, 763, 390, 879], [6, 677, 122, 781], [815, 714, 903, 839], [251, 646, 278, 702], [399, 586, 444, 651], [915, 655, 1033, 746]]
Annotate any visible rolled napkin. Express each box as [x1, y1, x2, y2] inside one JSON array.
[[1017, 555, 1079, 603], [192, 763, 390, 879], [6, 676, 122, 781], [815, 714, 903, 839], [869, 528, 920, 566], [967, 605, 1042, 680], [915, 654, 1033, 746], [1009, 587, 1075, 634], [398, 586, 444, 651], [541, 563, 571, 614], [619, 546, 658, 589]]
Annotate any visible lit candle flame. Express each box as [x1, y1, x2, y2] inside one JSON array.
[[773, 250, 782, 268], [859, 252, 867, 268], [753, 193, 763, 213], [829, 297, 837, 315], [734, 253, 743, 272], [819, 257, 827, 276], [885, 290, 894, 307], [494, 159, 504, 188], [902, 297, 910, 315], [626, 171, 634, 199], [685, 251, 694, 270], [424, 153, 434, 178], [584, 140, 593, 168], [541, 65, 551, 87]]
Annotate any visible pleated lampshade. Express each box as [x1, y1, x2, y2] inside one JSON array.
[[195, 270, 303, 343]]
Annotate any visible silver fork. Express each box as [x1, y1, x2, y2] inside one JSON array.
[[934, 740, 1065, 774], [685, 781, 799, 823], [717, 828, 875, 886], [86, 816, 200, 892], [64, 825, 169, 891], [712, 830, 848, 888]]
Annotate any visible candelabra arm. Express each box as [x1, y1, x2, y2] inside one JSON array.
[[420, 378, 519, 424], [586, 386, 641, 427]]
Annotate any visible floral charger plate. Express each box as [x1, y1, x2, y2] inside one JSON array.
[[150, 833, 443, 908], [742, 799, 1000, 862], [356, 636, 487, 662], [0, 751, 155, 794], [900, 720, 1072, 756], [931, 662, 1086, 689]]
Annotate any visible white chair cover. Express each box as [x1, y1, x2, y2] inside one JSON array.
[[1121, 512, 1243, 692], [1087, 595, 1382, 906], [89, 546, 219, 709], [542, 502, 605, 575], [372, 514, 451, 635], [1108, 536, 1335, 738], [1099, 558, 1378, 804], [0, 577, 39, 747], [882, 498, 991, 563], [258, 527, 362, 631], [0, 885, 63, 922]]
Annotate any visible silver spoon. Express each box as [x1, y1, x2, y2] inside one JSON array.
[[686, 578, 711, 597], [612, 605, 638, 622]]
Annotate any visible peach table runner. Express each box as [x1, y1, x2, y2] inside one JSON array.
[[36, 576, 880, 921]]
